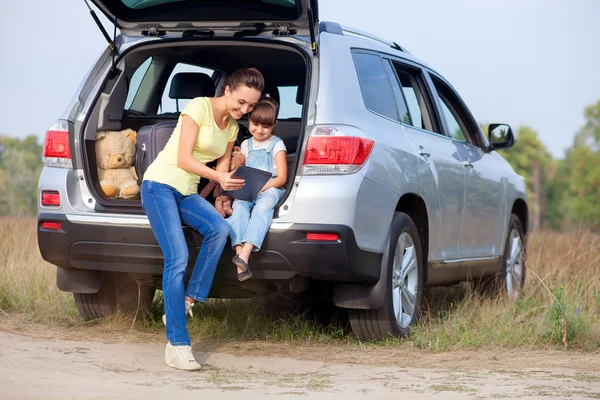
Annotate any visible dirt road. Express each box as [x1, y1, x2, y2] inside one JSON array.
[[1, 330, 599, 399]]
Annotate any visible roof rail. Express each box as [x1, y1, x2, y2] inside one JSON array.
[[340, 25, 411, 55]]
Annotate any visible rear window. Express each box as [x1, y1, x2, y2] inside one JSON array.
[[120, 0, 296, 10]]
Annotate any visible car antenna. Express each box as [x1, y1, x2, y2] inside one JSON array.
[[83, 0, 119, 63]]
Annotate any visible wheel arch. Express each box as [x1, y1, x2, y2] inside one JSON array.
[[511, 198, 529, 234], [395, 193, 429, 284], [333, 192, 429, 310]]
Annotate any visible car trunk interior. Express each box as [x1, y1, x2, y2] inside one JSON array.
[[81, 39, 309, 212]]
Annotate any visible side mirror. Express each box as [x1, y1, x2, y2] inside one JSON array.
[[488, 123, 516, 150]]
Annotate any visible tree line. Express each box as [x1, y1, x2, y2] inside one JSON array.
[[497, 100, 600, 231], [1, 100, 599, 231]]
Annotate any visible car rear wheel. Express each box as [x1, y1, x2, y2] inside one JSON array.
[[349, 212, 424, 340], [73, 272, 155, 320]]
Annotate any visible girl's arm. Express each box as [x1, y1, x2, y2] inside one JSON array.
[[176, 115, 244, 191], [260, 150, 287, 192]]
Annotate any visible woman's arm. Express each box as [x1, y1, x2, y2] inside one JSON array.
[[176, 115, 244, 191], [260, 150, 287, 192], [215, 141, 235, 173]]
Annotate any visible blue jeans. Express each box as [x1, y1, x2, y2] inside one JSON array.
[[141, 180, 229, 346], [227, 187, 284, 251]]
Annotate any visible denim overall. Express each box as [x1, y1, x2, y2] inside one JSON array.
[[227, 137, 285, 251]]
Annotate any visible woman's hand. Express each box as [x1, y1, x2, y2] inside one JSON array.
[[217, 171, 245, 191]]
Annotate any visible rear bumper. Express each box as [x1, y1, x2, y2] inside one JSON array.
[[38, 212, 382, 286]]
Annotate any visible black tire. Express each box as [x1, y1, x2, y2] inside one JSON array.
[[474, 214, 527, 298], [349, 212, 424, 340], [497, 214, 526, 299], [73, 272, 156, 320]]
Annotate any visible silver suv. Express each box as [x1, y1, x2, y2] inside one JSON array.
[[37, 0, 528, 340]]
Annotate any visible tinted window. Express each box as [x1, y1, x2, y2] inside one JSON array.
[[121, 0, 297, 10], [352, 52, 398, 120]]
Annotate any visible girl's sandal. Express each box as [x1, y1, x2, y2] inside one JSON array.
[[232, 255, 252, 282]]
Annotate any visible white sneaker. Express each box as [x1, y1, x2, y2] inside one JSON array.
[[162, 300, 194, 325], [165, 342, 202, 371]]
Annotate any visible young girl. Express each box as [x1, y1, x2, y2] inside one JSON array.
[[227, 96, 287, 281]]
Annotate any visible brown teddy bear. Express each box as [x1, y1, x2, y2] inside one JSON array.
[[200, 147, 246, 217], [95, 129, 140, 200]]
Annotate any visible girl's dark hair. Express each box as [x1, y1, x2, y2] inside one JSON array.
[[225, 67, 265, 93], [249, 96, 279, 127]]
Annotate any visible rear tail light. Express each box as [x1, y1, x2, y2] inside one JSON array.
[[41, 191, 60, 206], [41, 221, 61, 230], [43, 120, 72, 168], [306, 233, 339, 241], [302, 127, 374, 175]]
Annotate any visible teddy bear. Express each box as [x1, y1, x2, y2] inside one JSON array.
[[95, 129, 140, 200], [200, 147, 246, 217]]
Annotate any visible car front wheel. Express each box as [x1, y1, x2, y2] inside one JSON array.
[[502, 214, 526, 301]]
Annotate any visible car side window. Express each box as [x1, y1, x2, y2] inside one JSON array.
[[384, 60, 441, 134], [125, 57, 152, 111], [277, 85, 303, 119], [438, 97, 467, 142], [160, 63, 214, 114], [352, 52, 398, 121], [430, 75, 479, 146]]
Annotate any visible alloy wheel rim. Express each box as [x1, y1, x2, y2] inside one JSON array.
[[505, 229, 523, 301], [391, 232, 418, 328]]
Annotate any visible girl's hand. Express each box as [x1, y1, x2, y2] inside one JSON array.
[[217, 171, 245, 191]]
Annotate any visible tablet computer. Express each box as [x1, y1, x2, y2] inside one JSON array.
[[222, 165, 272, 202]]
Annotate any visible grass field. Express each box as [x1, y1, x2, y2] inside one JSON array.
[[1, 217, 599, 351]]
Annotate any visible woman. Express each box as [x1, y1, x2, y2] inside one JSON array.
[[141, 68, 264, 371]]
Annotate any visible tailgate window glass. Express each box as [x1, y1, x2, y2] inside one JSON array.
[[120, 0, 296, 10]]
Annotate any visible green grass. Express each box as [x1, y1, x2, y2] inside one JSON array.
[[1, 218, 600, 351], [141, 294, 348, 343]]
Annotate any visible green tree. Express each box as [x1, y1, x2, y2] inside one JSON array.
[[0, 135, 43, 216], [553, 101, 600, 230], [486, 125, 554, 230]]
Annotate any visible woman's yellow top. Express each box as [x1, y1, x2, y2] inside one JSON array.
[[143, 97, 239, 195]]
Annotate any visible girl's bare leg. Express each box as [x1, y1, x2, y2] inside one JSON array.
[[238, 242, 255, 265]]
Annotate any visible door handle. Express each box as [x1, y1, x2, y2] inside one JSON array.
[[417, 146, 431, 158], [463, 160, 474, 169]]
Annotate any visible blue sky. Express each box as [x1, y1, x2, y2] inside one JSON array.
[[0, 0, 598, 158]]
